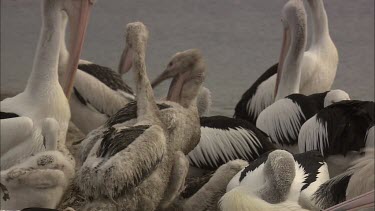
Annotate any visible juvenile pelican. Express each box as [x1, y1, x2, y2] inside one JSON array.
[[77, 22, 203, 210]]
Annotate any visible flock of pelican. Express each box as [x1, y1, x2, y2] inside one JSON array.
[[0, 0, 373, 210]]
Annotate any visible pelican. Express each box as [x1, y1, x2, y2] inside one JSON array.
[[150, 56, 275, 173], [79, 48, 205, 160], [234, 0, 338, 124], [222, 149, 329, 211], [76, 22, 168, 210], [181, 159, 248, 211], [1, 118, 74, 210], [255, 0, 349, 153], [298, 100, 374, 177], [257, 91, 350, 153], [58, 11, 135, 135], [0, 0, 92, 170], [312, 149, 374, 210], [77, 22, 204, 210]]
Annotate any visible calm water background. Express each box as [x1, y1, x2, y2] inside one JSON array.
[[1, 0, 374, 116]]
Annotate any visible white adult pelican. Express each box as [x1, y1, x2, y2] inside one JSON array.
[[221, 149, 329, 211], [255, 0, 349, 153], [0, 0, 92, 170], [0, 118, 74, 210], [234, 0, 338, 124]]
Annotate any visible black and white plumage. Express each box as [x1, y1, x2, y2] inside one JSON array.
[[233, 63, 278, 124], [299, 100, 374, 156], [298, 100, 374, 176], [77, 63, 133, 97], [225, 150, 329, 210], [59, 11, 134, 134], [233, 0, 338, 124], [1, 0, 92, 170], [312, 149, 374, 210], [256, 90, 350, 153], [187, 115, 276, 170]]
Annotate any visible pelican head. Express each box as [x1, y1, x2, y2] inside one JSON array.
[[324, 89, 351, 107], [41, 118, 59, 151], [118, 22, 149, 75], [259, 150, 296, 203], [274, 0, 307, 99], [151, 49, 206, 106], [151, 49, 204, 87]]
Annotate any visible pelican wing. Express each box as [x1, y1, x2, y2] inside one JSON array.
[[0, 117, 33, 155], [299, 100, 374, 156], [256, 93, 326, 151], [187, 116, 275, 170], [234, 63, 278, 123], [106, 101, 171, 127], [78, 64, 134, 95], [312, 170, 353, 209], [77, 124, 166, 199], [73, 70, 133, 117], [0, 111, 19, 119]]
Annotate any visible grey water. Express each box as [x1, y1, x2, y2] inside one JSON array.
[[1, 0, 374, 116]]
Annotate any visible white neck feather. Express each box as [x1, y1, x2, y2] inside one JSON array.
[[58, 11, 70, 84], [275, 25, 306, 100], [25, 1, 62, 95], [307, 0, 331, 47]]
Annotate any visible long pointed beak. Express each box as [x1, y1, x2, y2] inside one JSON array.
[[151, 71, 171, 88], [274, 27, 291, 98], [63, 0, 93, 99], [118, 46, 134, 75]]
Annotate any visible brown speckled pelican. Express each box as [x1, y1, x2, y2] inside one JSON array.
[[77, 22, 204, 210]]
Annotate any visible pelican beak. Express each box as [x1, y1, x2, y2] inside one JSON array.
[[63, 0, 93, 99], [118, 46, 135, 75], [151, 70, 174, 88], [274, 27, 291, 97]]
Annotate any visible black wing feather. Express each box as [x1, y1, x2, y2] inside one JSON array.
[[106, 101, 171, 127], [78, 64, 134, 95], [315, 100, 374, 156], [0, 112, 20, 119], [97, 125, 150, 158], [234, 63, 278, 123]]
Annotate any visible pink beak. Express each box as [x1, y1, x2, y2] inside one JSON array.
[[63, 0, 94, 99], [274, 27, 290, 98]]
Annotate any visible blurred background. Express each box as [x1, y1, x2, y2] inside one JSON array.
[[1, 0, 374, 116]]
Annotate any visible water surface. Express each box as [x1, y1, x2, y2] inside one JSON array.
[[1, 0, 373, 116]]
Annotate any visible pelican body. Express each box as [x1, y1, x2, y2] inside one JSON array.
[[234, 0, 338, 124], [1, 0, 92, 170]]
